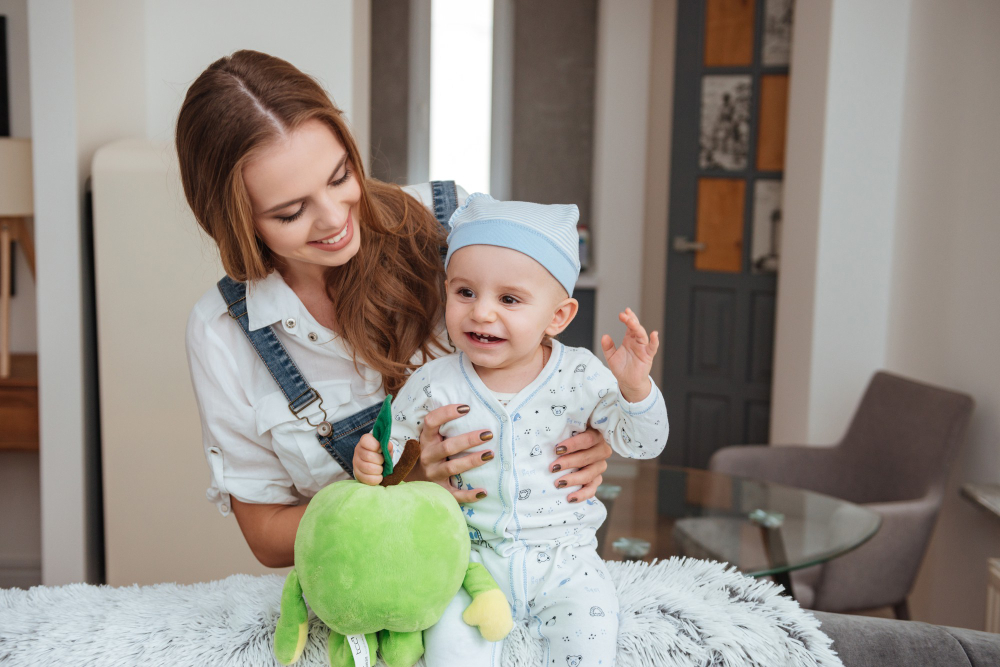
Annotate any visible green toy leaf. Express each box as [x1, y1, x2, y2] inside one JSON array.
[[372, 395, 394, 476]]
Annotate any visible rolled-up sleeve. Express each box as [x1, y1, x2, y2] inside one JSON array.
[[186, 309, 299, 515]]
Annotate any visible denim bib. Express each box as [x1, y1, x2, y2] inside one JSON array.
[[216, 181, 458, 477]]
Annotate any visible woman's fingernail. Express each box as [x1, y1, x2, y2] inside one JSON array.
[[552, 464, 562, 472], [557, 480, 568, 488], [457, 405, 471, 414], [481, 451, 494, 461], [476, 491, 487, 499], [555, 446, 567, 455], [568, 496, 579, 503], [480, 431, 494, 441]]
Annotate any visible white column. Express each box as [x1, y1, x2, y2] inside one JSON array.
[[591, 0, 653, 355], [28, 0, 94, 584]]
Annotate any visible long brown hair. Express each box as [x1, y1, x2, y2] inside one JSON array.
[[176, 50, 447, 395]]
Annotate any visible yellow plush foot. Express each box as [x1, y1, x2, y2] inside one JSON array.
[[462, 588, 514, 642]]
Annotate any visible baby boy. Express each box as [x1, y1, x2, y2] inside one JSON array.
[[355, 193, 669, 666]]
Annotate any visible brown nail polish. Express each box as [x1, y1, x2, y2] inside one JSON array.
[[480, 431, 494, 441], [481, 451, 494, 461], [568, 496, 579, 503], [555, 446, 567, 455], [457, 405, 471, 414], [476, 492, 487, 499], [552, 464, 562, 472], [557, 480, 567, 488]]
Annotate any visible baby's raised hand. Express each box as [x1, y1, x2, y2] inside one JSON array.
[[600, 307, 660, 402], [353, 433, 392, 485]]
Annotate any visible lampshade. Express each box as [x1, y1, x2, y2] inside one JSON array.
[[0, 138, 34, 217]]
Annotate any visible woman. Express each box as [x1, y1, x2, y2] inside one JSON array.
[[177, 50, 612, 569]]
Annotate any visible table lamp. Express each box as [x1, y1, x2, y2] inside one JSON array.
[[0, 137, 34, 379]]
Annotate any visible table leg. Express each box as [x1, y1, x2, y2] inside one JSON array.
[[760, 525, 796, 599]]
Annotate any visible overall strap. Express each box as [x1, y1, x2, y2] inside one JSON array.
[[217, 276, 320, 415], [430, 180, 459, 227]]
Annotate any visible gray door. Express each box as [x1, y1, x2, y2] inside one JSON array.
[[661, 0, 793, 469]]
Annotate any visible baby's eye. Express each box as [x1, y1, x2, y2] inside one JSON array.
[[457, 287, 475, 298], [500, 295, 519, 305]]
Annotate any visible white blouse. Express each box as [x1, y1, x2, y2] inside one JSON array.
[[186, 183, 466, 516]]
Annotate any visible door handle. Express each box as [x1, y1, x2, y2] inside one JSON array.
[[673, 236, 706, 253]]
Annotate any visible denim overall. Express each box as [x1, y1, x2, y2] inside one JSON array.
[[216, 180, 459, 477]]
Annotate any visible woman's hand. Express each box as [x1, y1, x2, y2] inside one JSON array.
[[419, 403, 494, 504], [550, 427, 613, 503]]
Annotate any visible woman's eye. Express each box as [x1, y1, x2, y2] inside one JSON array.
[[330, 166, 352, 187], [500, 295, 519, 305], [277, 205, 306, 223]]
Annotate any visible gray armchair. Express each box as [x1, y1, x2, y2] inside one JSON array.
[[709, 371, 974, 618]]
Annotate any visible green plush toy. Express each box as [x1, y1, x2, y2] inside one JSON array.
[[274, 396, 513, 667]]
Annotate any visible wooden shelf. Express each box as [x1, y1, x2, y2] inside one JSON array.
[[0, 353, 39, 451]]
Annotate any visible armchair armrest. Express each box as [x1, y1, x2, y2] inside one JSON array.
[[813, 494, 940, 612], [708, 444, 856, 499]]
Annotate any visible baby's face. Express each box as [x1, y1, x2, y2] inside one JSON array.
[[446, 245, 569, 371]]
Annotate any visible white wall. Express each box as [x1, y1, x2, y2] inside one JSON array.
[[771, 0, 912, 445], [885, 0, 1000, 630]]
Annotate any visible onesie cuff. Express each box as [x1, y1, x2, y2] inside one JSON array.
[[620, 378, 661, 416]]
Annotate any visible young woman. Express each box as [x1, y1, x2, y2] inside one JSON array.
[[176, 50, 612, 568]]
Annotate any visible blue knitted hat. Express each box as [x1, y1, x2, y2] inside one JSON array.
[[444, 193, 581, 296]]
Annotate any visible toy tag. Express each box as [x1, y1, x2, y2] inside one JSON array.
[[346, 634, 371, 667], [371, 395, 394, 476]]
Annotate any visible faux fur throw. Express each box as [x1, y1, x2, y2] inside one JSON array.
[[0, 557, 841, 667]]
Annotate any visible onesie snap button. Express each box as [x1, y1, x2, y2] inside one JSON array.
[[502, 461, 511, 471], [501, 414, 508, 423]]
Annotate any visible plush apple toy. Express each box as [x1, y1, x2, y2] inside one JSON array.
[[273, 396, 513, 667]]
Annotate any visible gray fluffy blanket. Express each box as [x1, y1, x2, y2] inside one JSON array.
[[0, 557, 841, 667]]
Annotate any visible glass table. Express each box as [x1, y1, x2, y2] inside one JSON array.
[[596, 464, 881, 599]]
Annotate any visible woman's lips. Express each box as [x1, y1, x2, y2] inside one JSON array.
[[308, 213, 353, 252]]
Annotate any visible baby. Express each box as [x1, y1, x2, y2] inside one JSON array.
[[355, 193, 668, 666]]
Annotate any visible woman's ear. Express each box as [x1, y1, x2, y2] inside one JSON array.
[[545, 297, 579, 337]]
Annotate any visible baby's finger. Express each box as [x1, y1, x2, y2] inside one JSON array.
[[357, 447, 385, 466], [600, 334, 616, 364], [355, 459, 384, 478], [357, 433, 381, 451]]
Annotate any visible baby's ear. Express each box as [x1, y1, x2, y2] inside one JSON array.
[[546, 297, 579, 336]]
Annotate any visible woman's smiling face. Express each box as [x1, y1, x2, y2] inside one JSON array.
[[243, 118, 363, 276]]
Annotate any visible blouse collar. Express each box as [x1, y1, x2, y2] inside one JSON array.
[[245, 271, 297, 332]]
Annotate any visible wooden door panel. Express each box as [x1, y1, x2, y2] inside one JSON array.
[[686, 393, 731, 468], [757, 74, 789, 171], [747, 291, 776, 383], [704, 0, 756, 66], [695, 178, 745, 272], [745, 400, 771, 445], [690, 287, 735, 378]]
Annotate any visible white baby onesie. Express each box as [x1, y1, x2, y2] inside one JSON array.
[[388, 340, 669, 667]]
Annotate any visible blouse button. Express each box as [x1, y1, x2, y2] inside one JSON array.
[[308, 332, 319, 342], [285, 318, 296, 329], [220, 504, 229, 514]]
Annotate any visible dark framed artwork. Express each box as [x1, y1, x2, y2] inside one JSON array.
[[1, 16, 9, 136]]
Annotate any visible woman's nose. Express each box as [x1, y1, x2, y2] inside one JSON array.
[[315, 192, 351, 229]]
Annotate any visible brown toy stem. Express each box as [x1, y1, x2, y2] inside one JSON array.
[[381, 439, 421, 486]]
